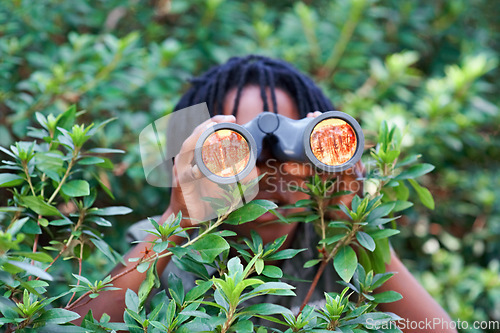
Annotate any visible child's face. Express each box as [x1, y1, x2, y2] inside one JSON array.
[[221, 85, 313, 236]]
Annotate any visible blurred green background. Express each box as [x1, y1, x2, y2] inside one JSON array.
[[0, 0, 499, 331]]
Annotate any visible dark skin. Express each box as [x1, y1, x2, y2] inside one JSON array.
[[74, 86, 456, 333]]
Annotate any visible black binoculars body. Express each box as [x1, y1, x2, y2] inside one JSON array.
[[195, 111, 364, 184]]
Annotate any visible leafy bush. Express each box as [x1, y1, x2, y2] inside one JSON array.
[[0, 107, 436, 331]]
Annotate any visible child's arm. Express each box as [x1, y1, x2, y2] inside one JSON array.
[[71, 206, 184, 323], [376, 249, 458, 333]]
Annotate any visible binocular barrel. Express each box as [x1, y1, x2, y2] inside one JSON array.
[[194, 111, 364, 184]]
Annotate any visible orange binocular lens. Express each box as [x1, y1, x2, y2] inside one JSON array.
[[309, 118, 357, 166], [201, 130, 251, 178]]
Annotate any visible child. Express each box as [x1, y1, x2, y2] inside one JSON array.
[[78, 55, 456, 332]]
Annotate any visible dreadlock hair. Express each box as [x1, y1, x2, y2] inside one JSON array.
[[174, 55, 334, 117]]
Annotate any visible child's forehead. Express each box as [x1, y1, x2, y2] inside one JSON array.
[[222, 85, 300, 124]]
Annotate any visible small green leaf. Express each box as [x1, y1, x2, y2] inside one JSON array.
[[372, 290, 403, 303], [303, 259, 321, 268], [392, 200, 413, 212], [319, 234, 345, 245], [136, 262, 150, 273], [85, 216, 112, 227], [125, 289, 139, 312], [369, 229, 400, 240], [89, 206, 133, 216], [61, 180, 90, 197], [190, 234, 229, 263], [334, 246, 357, 282], [262, 265, 283, 278], [356, 231, 376, 252], [78, 157, 105, 165], [8, 260, 53, 280], [88, 148, 125, 154], [36, 308, 80, 324], [367, 202, 395, 222], [225, 200, 277, 225], [408, 179, 435, 209], [395, 163, 435, 180], [12, 252, 53, 262], [266, 248, 306, 261], [139, 261, 160, 308], [255, 259, 264, 275], [0, 173, 24, 187], [21, 196, 61, 216]]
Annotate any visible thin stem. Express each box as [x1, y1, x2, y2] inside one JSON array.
[[22, 161, 36, 196], [298, 225, 359, 314], [66, 241, 84, 307], [36, 208, 86, 279], [318, 199, 326, 251], [47, 149, 79, 204]]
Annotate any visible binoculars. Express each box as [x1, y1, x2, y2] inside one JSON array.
[[194, 111, 364, 184]]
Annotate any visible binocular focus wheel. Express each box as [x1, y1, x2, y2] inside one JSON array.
[[195, 123, 258, 184]]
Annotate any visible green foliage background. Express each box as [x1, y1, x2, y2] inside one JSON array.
[[1, 0, 499, 330]]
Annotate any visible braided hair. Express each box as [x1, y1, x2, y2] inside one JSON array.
[[174, 55, 334, 117]]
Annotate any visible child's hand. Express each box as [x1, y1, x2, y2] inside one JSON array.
[[168, 115, 239, 225]]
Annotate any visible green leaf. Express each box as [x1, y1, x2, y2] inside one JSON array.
[[7, 216, 29, 235], [125, 289, 139, 312], [395, 163, 435, 180], [185, 281, 213, 302], [241, 303, 293, 317], [49, 219, 73, 226], [367, 202, 395, 222], [136, 262, 150, 273], [303, 259, 321, 268], [395, 154, 421, 168], [12, 252, 53, 262], [334, 246, 357, 282], [90, 238, 116, 263], [89, 206, 132, 216], [21, 196, 61, 216], [357, 247, 372, 272], [371, 272, 395, 290], [408, 179, 435, 209], [372, 290, 403, 303], [0, 173, 24, 187], [369, 229, 400, 240], [167, 272, 184, 306], [392, 200, 413, 212], [190, 234, 229, 263], [34, 152, 64, 182], [255, 259, 264, 275], [262, 265, 283, 278], [139, 261, 160, 308], [225, 200, 277, 225], [88, 148, 125, 154], [266, 248, 306, 261], [78, 157, 105, 165], [61, 180, 90, 197], [8, 260, 53, 280], [356, 231, 376, 252], [344, 312, 394, 326], [319, 234, 345, 245], [85, 216, 112, 227], [36, 308, 80, 324]]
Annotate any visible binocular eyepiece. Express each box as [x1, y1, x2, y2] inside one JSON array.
[[195, 111, 364, 184]]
